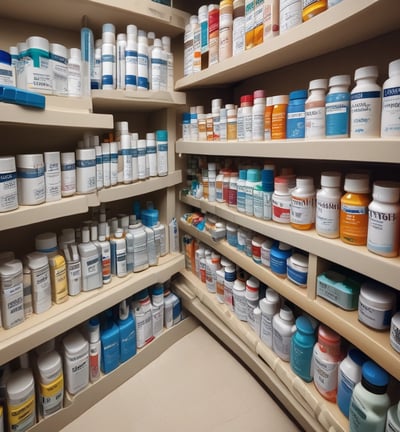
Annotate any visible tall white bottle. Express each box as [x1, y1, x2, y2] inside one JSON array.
[[125, 25, 138, 90], [137, 30, 149, 90], [78, 226, 103, 291]]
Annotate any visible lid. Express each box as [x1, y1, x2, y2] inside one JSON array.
[[320, 171, 341, 188], [308, 78, 328, 91], [266, 96, 273, 106], [199, 4, 208, 17], [329, 74, 351, 88], [240, 94, 253, 106], [37, 350, 62, 380], [212, 98, 223, 108], [361, 361, 389, 394], [35, 232, 58, 253], [233, 279, 245, 291], [50, 43, 67, 58], [6, 369, 34, 401], [0, 156, 16, 172], [253, 89, 265, 99], [239, 169, 247, 180], [224, 265, 236, 281], [318, 324, 341, 346], [272, 94, 289, 105], [81, 226, 90, 243], [259, 295, 280, 315], [278, 242, 291, 251], [152, 283, 164, 297], [348, 348, 367, 367], [0, 259, 22, 278], [261, 238, 275, 249], [344, 173, 370, 193], [246, 276, 260, 290], [261, 168, 274, 184], [220, 257, 233, 267], [354, 65, 379, 81], [146, 132, 155, 141], [388, 58, 400, 77], [135, 289, 149, 301], [289, 89, 307, 100], [88, 317, 100, 342], [279, 305, 294, 321], [182, 112, 191, 122], [26, 36, 49, 51], [63, 330, 88, 355], [25, 251, 48, 269], [155, 130, 168, 141], [289, 253, 308, 269], [274, 176, 289, 193], [127, 24, 137, 35], [102, 23, 115, 34], [296, 316, 315, 335], [294, 176, 315, 192], [360, 279, 396, 309], [247, 168, 260, 182], [0, 49, 11, 65], [372, 181, 400, 203], [16, 153, 44, 167]]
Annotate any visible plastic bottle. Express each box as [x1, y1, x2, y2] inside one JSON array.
[[110, 228, 127, 277], [367, 181, 400, 257], [287, 89, 307, 139], [245, 168, 260, 216], [151, 284, 164, 337], [208, 5, 220, 66], [325, 74, 351, 138], [224, 265, 236, 311], [252, 90, 266, 140], [264, 96, 274, 139], [219, 0, 233, 62], [349, 361, 391, 431], [125, 24, 138, 90], [290, 176, 316, 230], [78, 226, 103, 291], [237, 169, 247, 213], [290, 315, 316, 382], [36, 350, 64, 418], [245, 276, 260, 330], [137, 30, 149, 90], [233, 0, 245, 56], [302, 0, 327, 21], [253, 0, 265, 46], [233, 279, 247, 321], [351, 65, 381, 138], [150, 38, 163, 91], [133, 289, 154, 348], [312, 324, 343, 402], [97, 222, 111, 284], [16, 153, 45, 206], [161, 36, 172, 91], [340, 173, 371, 246], [44, 151, 61, 202], [316, 171, 342, 238], [381, 58, 400, 137], [100, 310, 120, 374], [206, 252, 221, 293], [270, 242, 292, 277], [305, 78, 328, 138], [272, 305, 296, 361], [245, 0, 255, 49], [146, 132, 157, 178], [337, 348, 366, 418], [25, 252, 52, 314], [259, 288, 280, 347], [128, 222, 149, 272], [67, 47, 82, 96], [272, 176, 291, 224], [0, 259, 24, 329], [262, 166, 274, 220], [88, 317, 101, 383], [118, 299, 137, 363], [227, 107, 237, 140], [271, 95, 289, 139], [0, 156, 18, 213], [280, 0, 302, 33], [386, 401, 400, 432], [75, 148, 96, 194], [101, 24, 116, 90], [156, 129, 168, 177], [63, 330, 89, 395], [198, 5, 209, 70]]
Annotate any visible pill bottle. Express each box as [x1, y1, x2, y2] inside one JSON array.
[[264, 96, 274, 140], [259, 288, 280, 347], [272, 305, 296, 361], [272, 176, 291, 224], [261, 166, 274, 220], [245, 168, 260, 216], [367, 181, 400, 257], [358, 279, 397, 330], [252, 89, 266, 140], [233, 0, 245, 56], [219, 0, 233, 62], [246, 276, 260, 331], [305, 78, 328, 138], [233, 279, 247, 321], [261, 237, 275, 268], [290, 176, 316, 230], [0, 156, 18, 212], [224, 264, 236, 310], [208, 4, 220, 66], [237, 94, 253, 141], [25, 252, 52, 314], [340, 173, 370, 245], [227, 108, 238, 140], [316, 171, 341, 238], [0, 259, 24, 329], [349, 361, 391, 432], [245, 0, 255, 49], [60, 152, 76, 197], [287, 89, 307, 138], [75, 148, 96, 194], [280, 0, 302, 33], [302, 0, 327, 21], [16, 154, 45, 205], [228, 171, 238, 206], [216, 268, 226, 304], [337, 348, 366, 418], [391, 312, 400, 353], [271, 95, 289, 139], [287, 252, 308, 287], [350, 65, 381, 138], [6, 369, 36, 431], [386, 401, 400, 432], [312, 324, 343, 402], [325, 74, 351, 138], [237, 169, 247, 213], [270, 241, 292, 277], [381, 58, 400, 137]]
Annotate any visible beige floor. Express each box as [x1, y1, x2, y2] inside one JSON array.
[[61, 326, 300, 432]]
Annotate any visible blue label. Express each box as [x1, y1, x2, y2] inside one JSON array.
[[50, 52, 68, 64], [383, 86, 400, 97], [61, 163, 75, 171], [138, 148, 146, 156], [102, 54, 115, 63], [146, 146, 156, 154], [351, 91, 381, 101], [17, 166, 45, 179], [76, 159, 95, 168], [119, 149, 130, 156], [137, 76, 148, 89], [131, 148, 138, 158], [102, 154, 110, 163], [125, 50, 137, 58], [270, 255, 287, 275], [96, 155, 103, 164], [102, 74, 113, 86], [287, 266, 308, 285], [326, 94, 350, 136], [0, 172, 16, 182], [157, 144, 168, 152], [151, 58, 163, 65], [110, 153, 118, 162], [125, 75, 137, 86]]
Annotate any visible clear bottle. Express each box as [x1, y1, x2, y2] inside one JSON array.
[[349, 361, 391, 432], [272, 305, 296, 361], [340, 173, 371, 246], [325, 74, 351, 138], [381, 58, 400, 137], [367, 181, 400, 257], [290, 176, 316, 230], [350, 65, 381, 138], [305, 78, 328, 138], [316, 171, 342, 238]]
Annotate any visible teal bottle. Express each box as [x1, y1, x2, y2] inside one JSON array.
[[290, 316, 316, 382]]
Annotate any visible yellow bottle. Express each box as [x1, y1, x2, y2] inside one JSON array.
[[302, 0, 327, 22], [245, 0, 255, 49], [253, 0, 264, 46]]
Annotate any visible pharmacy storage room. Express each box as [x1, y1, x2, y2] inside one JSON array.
[[0, 0, 399, 431]]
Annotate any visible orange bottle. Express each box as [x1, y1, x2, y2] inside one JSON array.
[[271, 95, 289, 140], [302, 0, 327, 22]]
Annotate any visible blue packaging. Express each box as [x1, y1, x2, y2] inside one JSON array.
[[118, 300, 137, 363], [270, 242, 292, 277], [287, 89, 307, 139], [325, 74, 351, 137], [290, 316, 316, 382], [100, 310, 120, 374]]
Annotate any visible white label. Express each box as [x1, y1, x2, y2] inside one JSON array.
[[152, 304, 164, 337], [0, 172, 18, 211], [272, 327, 292, 361], [68, 62, 81, 96], [233, 292, 248, 321], [233, 17, 245, 55], [224, 280, 234, 310], [351, 92, 381, 137], [381, 86, 400, 137], [290, 196, 315, 224], [260, 313, 273, 347], [316, 196, 340, 236], [136, 306, 153, 348], [305, 106, 326, 138], [367, 208, 399, 254], [280, 0, 302, 33], [313, 348, 339, 393], [1, 275, 24, 328], [31, 266, 52, 314]]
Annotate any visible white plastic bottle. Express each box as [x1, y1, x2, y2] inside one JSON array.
[[78, 226, 102, 291], [101, 142, 111, 188], [94, 141, 103, 191], [116, 33, 126, 90], [305, 78, 328, 139], [259, 288, 280, 348], [87, 317, 101, 383], [75, 148, 96, 194], [125, 24, 138, 90], [272, 305, 296, 361], [137, 139, 147, 180], [110, 228, 127, 277], [233, 0, 245, 56], [63, 242, 81, 296], [290, 176, 316, 230], [386, 401, 400, 432], [67, 48, 82, 97], [150, 38, 163, 91], [252, 89, 266, 140], [161, 36, 174, 91], [280, 0, 302, 34], [0, 259, 24, 329], [156, 129, 168, 177], [133, 289, 153, 348], [325, 74, 351, 138], [350, 65, 382, 138], [25, 252, 52, 314], [137, 30, 149, 90], [101, 23, 116, 90], [131, 132, 139, 182], [183, 19, 194, 76], [44, 151, 61, 202], [381, 58, 400, 137], [146, 132, 157, 178]]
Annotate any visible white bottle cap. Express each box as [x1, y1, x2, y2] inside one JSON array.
[[50, 43, 68, 59], [35, 232, 58, 252], [127, 24, 137, 36], [295, 176, 314, 191], [280, 305, 294, 321], [199, 5, 208, 19], [81, 226, 90, 243], [372, 181, 400, 203], [190, 15, 199, 25], [278, 242, 291, 251], [344, 173, 370, 193], [266, 97, 273, 106], [26, 36, 49, 52], [69, 48, 81, 60], [388, 59, 400, 77], [161, 36, 171, 51], [272, 95, 289, 105], [329, 74, 351, 87], [354, 65, 378, 81], [0, 156, 16, 172], [117, 33, 126, 42], [321, 171, 341, 188], [309, 78, 328, 91], [37, 350, 62, 382]]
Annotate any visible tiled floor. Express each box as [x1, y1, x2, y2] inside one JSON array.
[[61, 326, 300, 432]]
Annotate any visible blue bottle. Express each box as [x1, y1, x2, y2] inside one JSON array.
[[290, 316, 316, 382], [325, 74, 351, 138], [287, 89, 307, 139], [100, 310, 120, 374], [118, 300, 137, 363]]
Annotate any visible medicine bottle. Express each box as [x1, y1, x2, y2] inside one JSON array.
[[227, 108, 238, 140], [367, 181, 400, 257], [252, 89, 266, 140], [340, 173, 371, 246], [219, 0, 233, 62], [232, 279, 247, 321], [272, 176, 291, 224], [264, 96, 274, 140], [316, 171, 341, 238], [349, 361, 391, 432], [25, 251, 52, 314], [199, 5, 209, 69], [381, 58, 400, 137], [61, 152, 76, 197], [16, 153, 45, 205], [270, 241, 292, 277], [259, 288, 280, 348], [224, 264, 236, 311], [0, 259, 24, 329], [305, 78, 328, 138], [302, 0, 327, 21], [290, 176, 316, 230], [237, 94, 253, 141], [237, 169, 247, 213], [325, 74, 351, 138], [68, 48, 82, 97], [246, 276, 260, 331], [245, 168, 260, 216], [386, 401, 400, 432], [245, 0, 255, 49], [286, 89, 307, 139], [208, 4, 220, 66], [233, 0, 245, 56], [272, 305, 296, 361], [350, 65, 381, 138], [0, 156, 18, 212], [280, 0, 302, 33], [271, 95, 289, 139], [228, 171, 238, 206], [312, 324, 343, 402]]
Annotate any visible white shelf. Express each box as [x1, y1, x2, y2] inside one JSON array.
[[0, 0, 189, 36], [175, 0, 400, 89], [178, 221, 400, 381], [181, 194, 400, 291], [0, 253, 184, 364], [92, 90, 186, 112], [30, 316, 198, 432], [176, 138, 400, 164]]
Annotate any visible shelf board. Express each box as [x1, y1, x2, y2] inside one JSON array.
[[176, 138, 400, 164], [175, 0, 400, 89], [0, 253, 184, 364], [178, 223, 400, 381], [180, 195, 400, 290], [30, 316, 198, 432], [0, 0, 189, 36], [0, 96, 113, 130], [98, 171, 182, 202], [92, 90, 186, 112]]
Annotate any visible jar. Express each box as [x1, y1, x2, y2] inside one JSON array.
[[287, 89, 307, 138], [316, 171, 341, 238], [287, 253, 308, 287], [270, 241, 292, 277], [290, 176, 316, 230]]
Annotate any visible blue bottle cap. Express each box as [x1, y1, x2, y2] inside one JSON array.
[[349, 348, 368, 367], [135, 289, 149, 301], [182, 112, 190, 122], [247, 168, 260, 182], [361, 361, 389, 394], [156, 130, 168, 141], [289, 89, 308, 100], [152, 284, 164, 296], [239, 169, 247, 180], [296, 316, 315, 335], [0, 50, 11, 65]]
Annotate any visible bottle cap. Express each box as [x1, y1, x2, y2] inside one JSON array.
[[280, 305, 294, 321], [88, 317, 100, 342], [329, 74, 351, 88], [388, 58, 400, 78], [294, 176, 314, 192], [239, 169, 247, 180], [344, 173, 370, 193], [272, 94, 289, 105], [253, 89, 265, 99], [0, 49, 11, 65], [308, 78, 328, 91], [360, 279, 396, 309], [26, 36, 49, 52], [247, 168, 260, 182], [361, 361, 389, 394], [354, 65, 378, 81], [289, 89, 307, 100], [296, 316, 315, 335], [372, 181, 400, 203], [156, 130, 168, 141], [321, 171, 341, 188], [274, 176, 289, 193], [35, 232, 58, 253]]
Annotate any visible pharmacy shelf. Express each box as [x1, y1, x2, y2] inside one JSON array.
[[0, 253, 184, 364], [175, 0, 400, 90], [30, 316, 199, 432], [92, 90, 186, 112], [0, 96, 113, 130], [0, 0, 189, 36], [98, 170, 182, 202], [176, 138, 400, 164], [180, 194, 400, 291], [173, 275, 343, 432], [178, 221, 400, 381]]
